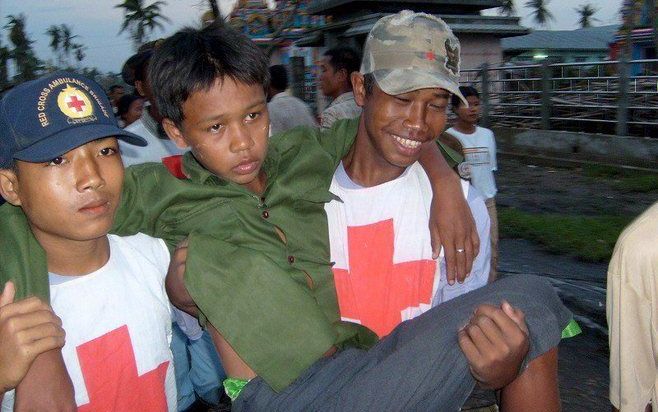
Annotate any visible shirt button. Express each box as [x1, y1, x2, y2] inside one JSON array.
[[262, 210, 269, 219], [288, 255, 295, 264]]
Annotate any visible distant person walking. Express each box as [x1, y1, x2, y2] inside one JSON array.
[[318, 47, 362, 129], [447, 86, 499, 282], [267, 65, 317, 135]]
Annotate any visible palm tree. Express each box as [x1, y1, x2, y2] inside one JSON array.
[[60, 25, 79, 63], [499, 0, 517, 17], [46, 24, 79, 67], [575, 3, 599, 28], [208, 0, 220, 21], [116, 0, 170, 50], [0, 39, 9, 89], [46, 25, 61, 53], [5, 14, 40, 82], [524, 0, 554, 28]]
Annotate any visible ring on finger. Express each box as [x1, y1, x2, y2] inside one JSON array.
[[456, 248, 465, 253]]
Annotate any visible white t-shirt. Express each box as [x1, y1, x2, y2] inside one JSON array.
[[120, 117, 186, 167], [325, 162, 490, 338], [2, 234, 177, 411], [446, 126, 498, 199]]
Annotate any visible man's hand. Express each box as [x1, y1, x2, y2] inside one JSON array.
[[165, 237, 200, 317], [458, 301, 529, 390], [418, 139, 480, 284], [0, 281, 65, 394], [429, 187, 479, 284]]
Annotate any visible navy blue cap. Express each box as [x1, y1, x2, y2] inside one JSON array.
[[0, 71, 147, 168]]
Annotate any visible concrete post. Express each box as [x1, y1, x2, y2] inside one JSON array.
[[616, 55, 629, 137], [290, 56, 305, 101], [541, 60, 552, 130], [480, 63, 491, 128]]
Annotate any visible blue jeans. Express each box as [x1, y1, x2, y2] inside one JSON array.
[[171, 323, 226, 410]]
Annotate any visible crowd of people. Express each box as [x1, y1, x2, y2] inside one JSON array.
[[0, 8, 653, 412]]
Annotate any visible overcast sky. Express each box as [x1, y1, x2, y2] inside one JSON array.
[[2, 0, 624, 74]]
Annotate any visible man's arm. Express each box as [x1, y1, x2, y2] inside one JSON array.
[[14, 350, 75, 411], [419, 140, 480, 284], [0, 282, 65, 395], [0, 282, 74, 411]]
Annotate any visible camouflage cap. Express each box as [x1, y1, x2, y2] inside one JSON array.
[[361, 10, 467, 105]]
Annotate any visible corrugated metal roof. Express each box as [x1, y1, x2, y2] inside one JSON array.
[[449, 23, 528, 34], [501, 25, 619, 51]]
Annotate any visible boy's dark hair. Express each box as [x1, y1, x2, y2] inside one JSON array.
[[109, 84, 124, 93], [269, 65, 288, 92], [133, 52, 153, 83], [149, 22, 270, 126], [452, 86, 479, 108], [324, 47, 361, 82]]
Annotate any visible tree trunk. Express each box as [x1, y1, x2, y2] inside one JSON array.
[[208, 0, 221, 21]]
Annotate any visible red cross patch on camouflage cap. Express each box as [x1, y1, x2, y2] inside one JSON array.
[[360, 10, 467, 106]]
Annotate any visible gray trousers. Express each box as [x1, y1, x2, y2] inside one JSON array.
[[233, 275, 572, 412]]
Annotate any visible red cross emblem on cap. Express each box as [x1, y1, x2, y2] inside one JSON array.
[[67, 95, 86, 112]]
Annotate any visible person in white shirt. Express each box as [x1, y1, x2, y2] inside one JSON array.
[[119, 47, 187, 168], [0, 72, 177, 410], [326, 162, 491, 338], [267, 65, 317, 135], [318, 47, 362, 129], [447, 86, 499, 282]]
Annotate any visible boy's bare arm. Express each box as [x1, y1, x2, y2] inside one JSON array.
[[14, 349, 75, 411], [0, 282, 74, 410], [419, 140, 479, 284], [165, 238, 199, 317]]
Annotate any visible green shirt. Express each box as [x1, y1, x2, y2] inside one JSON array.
[[0, 118, 377, 392]]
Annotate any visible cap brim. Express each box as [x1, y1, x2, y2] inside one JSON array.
[[14, 123, 147, 163], [373, 69, 468, 107]]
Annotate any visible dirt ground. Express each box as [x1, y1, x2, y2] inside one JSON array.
[[495, 157, 656, 217], [494, 155, 656, 411]]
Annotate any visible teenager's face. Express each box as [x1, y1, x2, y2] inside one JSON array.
[[318, 57, 343, 98], [1, 138, 124, 246], [455, 95, 480, 124], [124, 98, 144, 126], [165, 78, 269, 193], [355, 75, 449, 170]]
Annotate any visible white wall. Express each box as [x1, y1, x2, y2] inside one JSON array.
[[457, 34, 504, 70]]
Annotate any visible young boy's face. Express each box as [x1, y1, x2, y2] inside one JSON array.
[[455, 95, 480, 124], [355, 75, 449, 171], [0, 137, 124, 245], [164, 78, 269, 193]]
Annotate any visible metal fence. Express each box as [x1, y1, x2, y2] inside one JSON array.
[[460, 59, 658, 138]]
